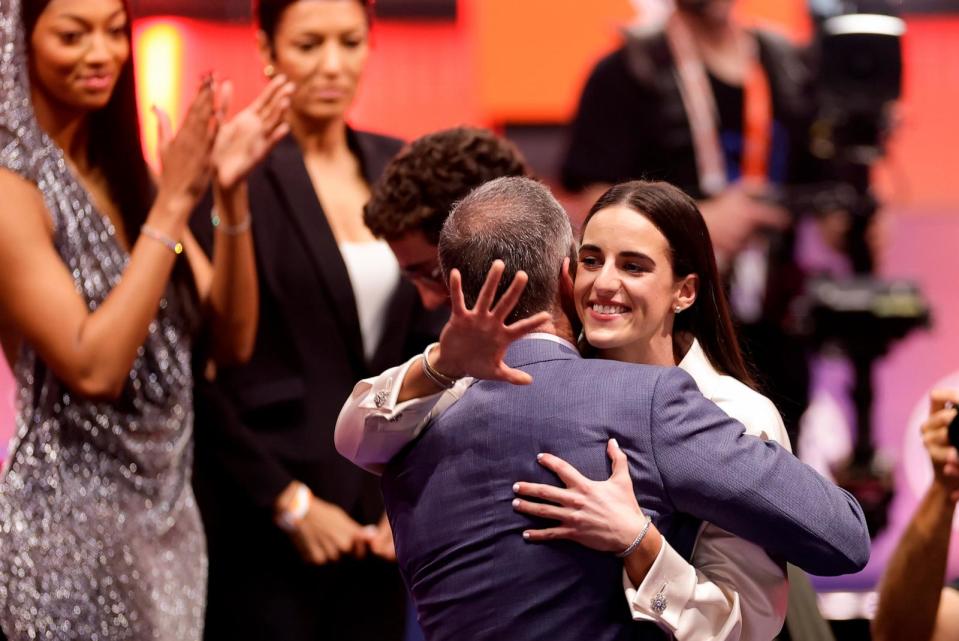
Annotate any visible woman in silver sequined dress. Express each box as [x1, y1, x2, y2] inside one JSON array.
[[0, 0, 293, 638]]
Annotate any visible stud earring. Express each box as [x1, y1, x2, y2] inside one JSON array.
[[674, 306, 682, 314], [264, 64, 276, 79]]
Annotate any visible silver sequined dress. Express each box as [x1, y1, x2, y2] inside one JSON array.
[[0, 1, 206, 638]]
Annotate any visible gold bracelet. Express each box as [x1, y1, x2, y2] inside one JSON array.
[[140, 225, 183, 255]]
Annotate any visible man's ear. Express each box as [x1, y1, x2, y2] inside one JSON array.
[[560, 257, 575, 299], [558, 257, 582, 337]]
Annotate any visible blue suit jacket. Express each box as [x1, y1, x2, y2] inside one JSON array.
[[382, 338, 869, 641]]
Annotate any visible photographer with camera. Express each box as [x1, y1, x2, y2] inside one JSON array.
[[872, 390, 959, 641]]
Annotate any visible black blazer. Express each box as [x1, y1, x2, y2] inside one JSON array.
[[192, 129, 445, 521]]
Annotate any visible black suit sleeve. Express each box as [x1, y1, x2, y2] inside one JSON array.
[[561, 48, 655, 192], [189, 204, 294, 512]]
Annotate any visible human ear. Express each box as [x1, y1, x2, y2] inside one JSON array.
[[256, 30, 275, 75], [674, 273, 699, 312]]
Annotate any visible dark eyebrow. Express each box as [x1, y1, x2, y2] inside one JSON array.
[[59, 9, 126, 27], [618, 251, 654, 262], [578, 244, 654, 263]]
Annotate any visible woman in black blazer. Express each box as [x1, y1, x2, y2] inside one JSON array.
[[190, 0, 443, 638]]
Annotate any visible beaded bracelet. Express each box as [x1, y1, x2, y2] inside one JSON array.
[[141, 225, 183, 255], [211, 209, 252, 236], [422, 342, 458, 390], [617, 515, 653, 558]]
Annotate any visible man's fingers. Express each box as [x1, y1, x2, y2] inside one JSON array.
[[930, 389, 959, 414], [506, 311, 553, 339], [496, 365, 533, 386], [922, 408, 957, 443], [536, 452, 589, 488], [474, 260, 505, 312], [513, 481, 572, 506], [512, 497, 567, 522], [491, 271, 528, 322], [449, 269, 466, 315]]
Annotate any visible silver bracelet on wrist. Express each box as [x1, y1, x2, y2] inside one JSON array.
[[617, 515, 653, 558], [140, 225, 183, 255], [422, 342, 457, 390], [211, 209, 252, 236]]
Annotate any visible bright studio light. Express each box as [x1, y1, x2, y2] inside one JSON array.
[[134, 20, 184, 169]]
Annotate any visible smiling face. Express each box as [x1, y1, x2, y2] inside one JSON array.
[[574, 205, 697, 366], [265, 0, 369, 123], [28, 0, 130, 113]]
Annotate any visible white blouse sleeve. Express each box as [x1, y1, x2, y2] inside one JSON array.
[[623, 521, 788, 641]]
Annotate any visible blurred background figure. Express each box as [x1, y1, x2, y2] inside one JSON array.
[[190, 0, 444, 639], [364, 125, 531, 311], [873, 391, 959, 641], [562, 0, 819, 447], [0, 0, 286, 636]]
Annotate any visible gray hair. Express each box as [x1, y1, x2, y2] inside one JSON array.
[[438, 176, 574, 323]]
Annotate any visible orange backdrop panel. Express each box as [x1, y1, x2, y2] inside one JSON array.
[[874, 16, 959, 209], [472, 0, 811, 124], [471, 0, 635, 123]]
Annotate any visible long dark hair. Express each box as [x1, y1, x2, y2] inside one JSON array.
[[582, 180, 756, 388], [255, 0, 374, 48], [24, 0, 154, 246]]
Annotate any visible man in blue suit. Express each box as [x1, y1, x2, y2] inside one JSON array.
[[380, 177, 869, 641]]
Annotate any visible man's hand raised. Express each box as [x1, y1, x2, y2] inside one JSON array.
[[430, 259, 552, 384]]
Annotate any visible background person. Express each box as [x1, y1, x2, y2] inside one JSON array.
[[190, 0, 444, 638], [562, 0, 823, 446], [364, 126, 531, 312], [872, 390, 959, 641], [0, 0, 288, 637]]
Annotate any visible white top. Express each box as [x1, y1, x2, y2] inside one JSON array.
[[339, 241, 401, 361], [334, 337, 792, 641]]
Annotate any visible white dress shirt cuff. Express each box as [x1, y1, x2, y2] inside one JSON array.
[[356, 354, 444, 420], [623, 538, 697, 633]]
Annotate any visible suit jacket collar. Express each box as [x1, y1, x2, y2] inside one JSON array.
[[504, 335, 581, 369], [264, 132, 365, 366], [348, 126, 394, 185]]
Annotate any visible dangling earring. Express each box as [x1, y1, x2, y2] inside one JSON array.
[[264, 64, 276, 79]]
